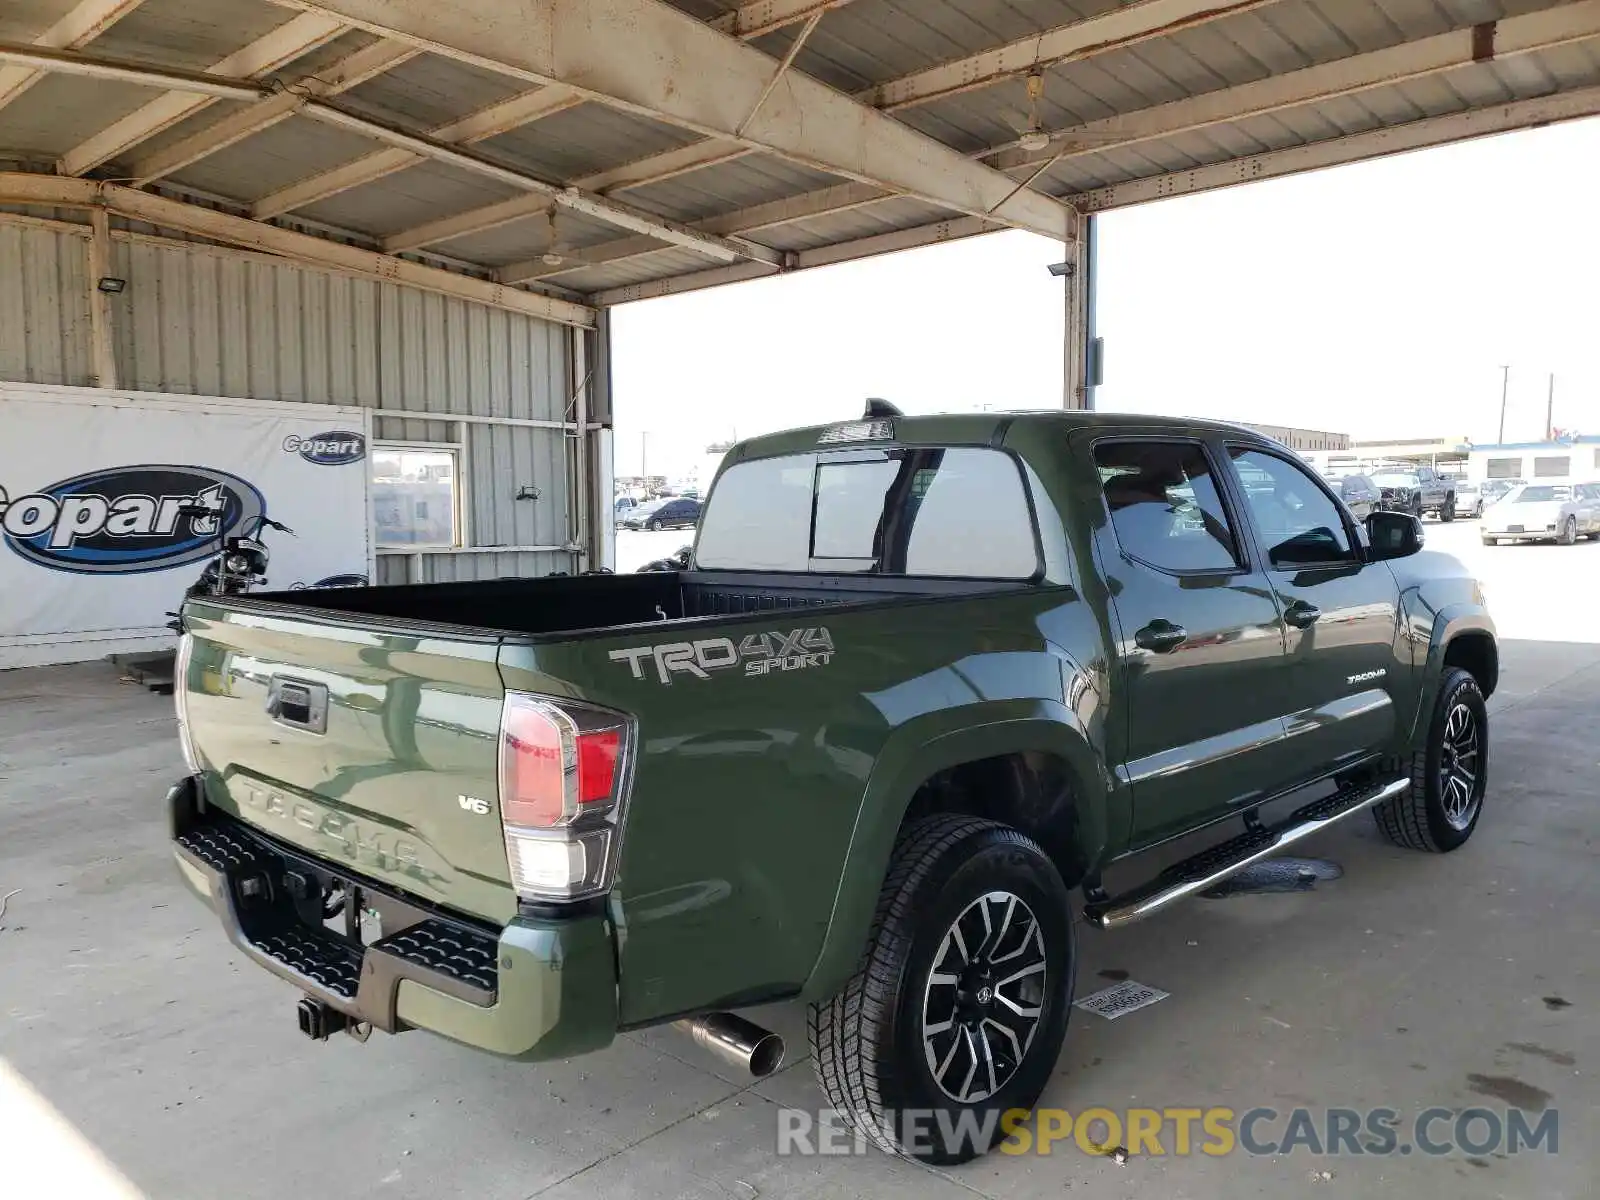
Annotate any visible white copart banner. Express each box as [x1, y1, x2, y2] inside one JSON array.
[[0, 385, 372, 667]]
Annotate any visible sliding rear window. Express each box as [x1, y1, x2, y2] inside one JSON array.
[[694, 447, 1040, 578]]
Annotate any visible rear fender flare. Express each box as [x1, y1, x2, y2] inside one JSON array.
[[799, 699, 1109, 1003]]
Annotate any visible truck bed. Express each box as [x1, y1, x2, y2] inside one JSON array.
[[247, 570, 1021, 639]]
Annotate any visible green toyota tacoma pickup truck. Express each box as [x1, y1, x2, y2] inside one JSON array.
[[168, 408, 1496, 1163]]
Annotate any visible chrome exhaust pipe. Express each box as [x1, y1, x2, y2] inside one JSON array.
[[674, 1013, 785, 1078]]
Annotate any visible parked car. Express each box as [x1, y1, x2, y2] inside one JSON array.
[[1452, 482, 1484, 518], [1327, 471, 1380, 520], [636, 545, 692, 572], [1479, 478, 1524, 509], [1371, 464, 1455, 521], [620, 497, 701, 530], [614, 495, 640, 515], [167, 409, 1496, 1164], [1480, 481, 1600, 545]]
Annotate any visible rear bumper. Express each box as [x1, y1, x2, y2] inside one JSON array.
[[167, 776, 617, 1061]]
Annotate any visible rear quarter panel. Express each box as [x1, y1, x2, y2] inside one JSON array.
[[501, 585, 1111, 1026]]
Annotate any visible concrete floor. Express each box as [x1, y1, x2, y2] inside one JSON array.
[[1, 522, 1595, 1198]]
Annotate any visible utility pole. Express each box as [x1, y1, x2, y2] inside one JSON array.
[[641, 431, 649, 482], [1497, 364, 1510, 444], [1546, 373, 1555, 441]]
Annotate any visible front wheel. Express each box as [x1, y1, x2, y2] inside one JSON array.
[[1440, 497, 1455, 522], [1374, 666, 1488, 852], [647, 518, 662, 531], [1559, 516, 1577, 545], [809, 815, 1075, 1164]]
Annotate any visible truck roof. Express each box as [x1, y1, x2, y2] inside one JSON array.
[[726, 409, 1276, 464]]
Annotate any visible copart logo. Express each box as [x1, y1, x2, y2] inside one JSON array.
[[609, 627, 834, 685], [283, 430, 365, 466], [0, 466, 264, 575]]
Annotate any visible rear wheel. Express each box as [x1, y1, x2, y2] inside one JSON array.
[[647, 518, 663, 531], [1441, 496, 1455, 522], [809, 815, 1075, 1164], [1374, 667, 1487, 852], [1559, 516, 1577, 545]]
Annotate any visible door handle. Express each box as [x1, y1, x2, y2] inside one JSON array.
[[1284, 601, 1322, 629], [1135, 619, 1188, 653]]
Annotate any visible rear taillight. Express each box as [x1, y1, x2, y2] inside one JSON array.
[[173, 634, 200, 774], [498, 692, 632, 902]]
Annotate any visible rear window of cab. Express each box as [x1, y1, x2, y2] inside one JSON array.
[[694, 447, 1040, 578]]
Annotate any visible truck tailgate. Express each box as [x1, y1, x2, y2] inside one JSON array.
[[181, 603, 517, 925]]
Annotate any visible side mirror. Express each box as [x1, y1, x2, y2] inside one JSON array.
[[1366, 510, 1425, 560]]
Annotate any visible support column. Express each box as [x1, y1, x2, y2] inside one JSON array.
[[568, 322, 591, 569], [583, 310, 618, 572], [1061, 209, 1098, 411], [87, 206, 118, 388]]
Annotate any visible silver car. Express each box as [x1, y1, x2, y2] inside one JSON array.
[[1452, 482, 1482, 518], [1480, 482, 1600, 545]]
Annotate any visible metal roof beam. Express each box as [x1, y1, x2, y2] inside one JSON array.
[[1068, 84, 1600, 213], [500, 179, 885, 282], [987, 1, 1600, 172], [252, 83, 585, 218], [128, 39, 419, 185], [709, 0, 855, 40], [270, 0, 1073, 241], [296, 104, 763, 263], [253, 0, 863, 224], [536, 0, 1274, 206], [57, 12, 347, 177], [562, 1, 1600, 281], [0, 171, 595, 328], [590, 213, 995, 306], [867, 0, 1275, 111], [0, 0, 145, 115], [9, 40, 760, 261]]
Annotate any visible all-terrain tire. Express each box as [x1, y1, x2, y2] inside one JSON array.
[[1373, 666, 1488, 852], [808, 815, 1075, 1164], [1440, 496, 1455, 522]]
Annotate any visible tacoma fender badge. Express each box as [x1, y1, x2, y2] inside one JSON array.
[[1346, 669, 1387, 685]]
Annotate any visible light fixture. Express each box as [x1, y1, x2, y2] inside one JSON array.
[[516, 485, 542, 501], [1046, 261, 1073, 278], [97, 277, 127, 294]]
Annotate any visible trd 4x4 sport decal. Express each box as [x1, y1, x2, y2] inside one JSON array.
[[0, 465, 264, 575], [609, 627, 834, 684]]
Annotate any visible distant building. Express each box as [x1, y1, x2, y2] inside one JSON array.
[[1239, 423, 1350, 452], [1465, 435, 1599, 483]]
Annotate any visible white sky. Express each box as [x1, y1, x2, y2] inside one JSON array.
[[611, 116, 1600, 479]]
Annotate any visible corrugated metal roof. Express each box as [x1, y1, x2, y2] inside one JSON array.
[[1, 0, 1596, 305]]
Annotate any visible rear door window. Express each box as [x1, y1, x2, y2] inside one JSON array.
[[1093, 440, 1242, 574], [695, 447, 1040, 578]]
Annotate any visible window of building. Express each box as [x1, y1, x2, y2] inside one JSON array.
[[1485, 457, 1523, 479], [1533, 456, 1571, 479], [1093, 441, 1240, 574], [1228, 447, 1354, 568], [371, 446, 461, 548]]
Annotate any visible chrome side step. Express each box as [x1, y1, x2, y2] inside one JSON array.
[[1084, 776, 1410, 930]]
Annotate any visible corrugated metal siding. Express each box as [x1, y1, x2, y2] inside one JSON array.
[[0, 221, 91, 386], [0, 218, 578, 576]]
